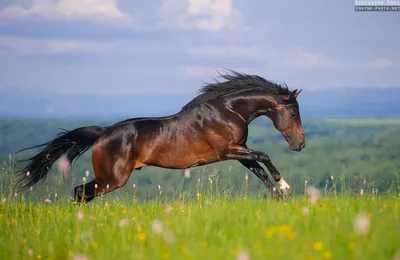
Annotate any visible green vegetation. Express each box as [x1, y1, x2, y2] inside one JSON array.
[[1, 117, 400, 259], [0, 192, 399, 260], [1, 117, 399, 200]]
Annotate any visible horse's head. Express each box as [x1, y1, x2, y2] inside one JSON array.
[[267, 89, 305, 152]]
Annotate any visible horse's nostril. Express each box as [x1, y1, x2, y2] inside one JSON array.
[[300, 142, 305, 149]]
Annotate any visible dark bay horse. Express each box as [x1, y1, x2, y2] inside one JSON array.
[[15, 70, 305, 203]]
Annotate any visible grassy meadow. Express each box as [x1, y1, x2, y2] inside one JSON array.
[[0, 190, 399, 260], [0, 117, 400, 259]]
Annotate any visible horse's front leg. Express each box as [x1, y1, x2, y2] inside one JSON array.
[[226, 145, 292, 196]]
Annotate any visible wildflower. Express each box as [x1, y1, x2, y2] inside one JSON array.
[[313, 241, 324, 251], [347, 241, 356, 250], [330, 176, 334, 180], [158, 185, 161, 190], [119, 218, 129, 227], [265, 226, 277, 238], [322, 251, 332, 260], [163, 230, 175, 244], [133, 183, 136, 189], [77, 210, 84, 221], [2, 198, 6, 204], [307, 186, 320, 205], [184, 169, 191, 178], [82, 177, 86, 182], [26, 171, 30, 176], [303, 206, 310, 216], [138, 232, 146, 244], [14, 192, 18, 197], [165, 204, 172, 214], [85, 170, 89, 178], [44, 199, 51, 203], [37, 254, 42, 260], [28, 249, 33, 256], [353, 213, 370, 235], [58, 156, 70, 174], [208, 178, 213, 184], [91, 241, 98, 248], [360, 189, 364, 196], [152, 220, 163, 234], [94, 184, 98, 189], [74, 254, 89, 260], [236, 250, 250, 260], [201, 241, 208, 247], [245, 174, 248, 181]]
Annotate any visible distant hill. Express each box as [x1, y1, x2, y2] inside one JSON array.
[[1, 87, 399, 119]]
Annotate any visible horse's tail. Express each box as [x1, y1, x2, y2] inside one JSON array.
[[14, 125, 105, 192]]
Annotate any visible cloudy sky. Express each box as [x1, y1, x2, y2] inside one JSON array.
[[0, 0, 399, 96]]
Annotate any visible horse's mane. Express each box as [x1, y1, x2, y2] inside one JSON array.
[[181, 70, 290, 111]]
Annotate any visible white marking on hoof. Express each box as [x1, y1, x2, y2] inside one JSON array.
[[278, 178, 292, 196], [278, 178, 290, 190]]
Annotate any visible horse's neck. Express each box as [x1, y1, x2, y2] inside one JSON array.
[[231, 93, 277, 124]]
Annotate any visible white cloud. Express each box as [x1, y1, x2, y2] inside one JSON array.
[[160, 0, 241, 31], [0, 36, 112, 55], [186, 45, 264, 60], [0, 0, 132, 24], [289, 49, 338, 68], [361, 58, 394, 69]]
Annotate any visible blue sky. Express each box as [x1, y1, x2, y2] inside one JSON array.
[[0, 0, 399, 96]]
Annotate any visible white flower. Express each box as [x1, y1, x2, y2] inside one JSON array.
[[303, 206, 310, 216], [77, 210, 84, 221], [85, 170, 89, 178], [236, 250, 250, 260], [119, 218, 129, 227], [184, 169, 191, 178], [152, 220, 163, 234], [163, 230, 175, 244], [353, 213, 370, 235]]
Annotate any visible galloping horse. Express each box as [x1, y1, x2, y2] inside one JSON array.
[[15, 70, 305, 203]]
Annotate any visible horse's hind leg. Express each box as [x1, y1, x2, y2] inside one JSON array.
[[73, 142, 134, 203]]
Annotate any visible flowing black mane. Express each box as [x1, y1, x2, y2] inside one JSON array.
[[181, 70, 291, 111]]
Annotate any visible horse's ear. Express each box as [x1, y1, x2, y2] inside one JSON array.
[[290, 89, 302, 99]]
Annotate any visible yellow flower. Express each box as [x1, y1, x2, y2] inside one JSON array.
[[347, 242, 356, 250], [201, 241, 208, 247], [322, 251, 332, 260], [278, 224, 292, 234], [122, 210, 127, 215], [138, 232, 146, 244], [287, 231, 297, 240], [232, 249, 239, 256], [394, 204, 398, 208], [304, 252, 314, 260], [22, 239, 27, 244], [36, 255, 42, 260], [91, 241, 98, 248], [367, 213, 372, 218], [163, 253, 170, 260], [243, 196, 247, 201], [265, 226, 277, 238], [313, 241, 324, 251]]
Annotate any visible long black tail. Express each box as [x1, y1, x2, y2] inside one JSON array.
[[14, 125, 105, 192]]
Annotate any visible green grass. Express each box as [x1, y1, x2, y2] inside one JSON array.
[[326, 118, 400, 126], [1, 193, 399, 260]]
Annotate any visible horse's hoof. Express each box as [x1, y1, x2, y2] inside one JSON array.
[[280, 187, 292, 197]]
